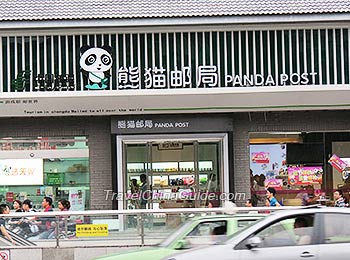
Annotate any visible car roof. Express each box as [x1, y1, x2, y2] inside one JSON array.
[[226, 207, 350, 243], [189, 213, 265, 222], [269, 206, 350, 218]]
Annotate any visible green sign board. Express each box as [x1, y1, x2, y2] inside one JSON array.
[[46, 173, 65, 185]]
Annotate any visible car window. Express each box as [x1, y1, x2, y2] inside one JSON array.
[[323, 213, 350, 244], [158, 221, 193, 247], [187, 221, 227, 236], [236, 214, 315, 249], [237, 219, 259, 230], [185, 221, 227, 245], [227, 216, 267, 241]]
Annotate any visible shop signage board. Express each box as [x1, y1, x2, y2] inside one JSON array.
[[158, 141, 183, 150], [111, 115, 233, 134], [9, 66, 318, 92], [0, 159, 43, 185], [3, 29, 347, 93], [0, 28, 349, 117]]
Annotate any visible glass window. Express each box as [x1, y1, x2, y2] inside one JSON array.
[[0, 136, 90, 210], [249, 132, 350, 208], [44, 157, 90, 210], [249, 133, 325, 207], [198, 142, 221, 207], [323, 213, 350, 244], [238, 215, 315, 249], [331, 142, 350, 201], [237, 219, 260, 230], [185, 221, 227, 245]]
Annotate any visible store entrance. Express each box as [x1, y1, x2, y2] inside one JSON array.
[[117, 134, 228, 212]]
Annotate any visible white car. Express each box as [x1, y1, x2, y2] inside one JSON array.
[[165, 207, 350, 260]]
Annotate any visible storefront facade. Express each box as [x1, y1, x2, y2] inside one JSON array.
[[112, 114, 233, 211], [1, 0, 350, 210]]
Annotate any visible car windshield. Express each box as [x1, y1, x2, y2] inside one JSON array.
[[158, 221, 194, 248], [224, 216, 267, 242]]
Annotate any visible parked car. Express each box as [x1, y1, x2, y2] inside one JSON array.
[[165, 207, 350, 260], [92, 213, 265, 260]]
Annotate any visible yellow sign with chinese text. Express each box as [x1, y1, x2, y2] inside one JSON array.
[[76, 224, 109, 237]]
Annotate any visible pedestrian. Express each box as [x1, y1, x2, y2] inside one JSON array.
[[19, 199, 39, 237], [245, 199, 254, 207], [13, 200, 23, 212], [58, 199, 71, 211], [48, 199, 71, 239], [295, 185, 320, 206], [245, 198, 259, 214], [0, 204, 15, 244], [22, 199, 36, 213], [8, 199, 24, 226], [266, 187, 281, 207], [29, 196, 54, 240], [139, 174, 149, 209], [139, 174, 154, 229], [334, 189, 346, 207], [130, 179, 140, 209]]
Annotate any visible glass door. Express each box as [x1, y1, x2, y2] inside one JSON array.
[[123, 140, 198, 210], [198, 141, 223, 207], [117, 134, 228, 228], [149, 140, 197, 209]]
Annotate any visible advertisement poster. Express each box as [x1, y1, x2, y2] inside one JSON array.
[[288, 166, 323, 185], [69, 189, 86, 211], [0, 159, 43, 185], [250, 144, 287, 178], [328, 154, 347, 173], [264, 178, 283, 190], [251, 152, 270, 163], [338, 158, 350, 180]]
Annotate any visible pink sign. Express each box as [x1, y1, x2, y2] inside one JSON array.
[[328, 154, 347, 173], [288, 166, 323, 185], [264, 178, 283, 190], [251, 152, 270, 163]]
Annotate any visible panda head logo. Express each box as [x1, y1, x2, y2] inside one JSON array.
[[80, 46, 113, 90]]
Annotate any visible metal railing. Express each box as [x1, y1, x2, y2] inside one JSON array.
[[0, 204, 310, 249]]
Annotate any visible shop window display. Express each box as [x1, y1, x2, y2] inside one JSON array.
[[330, 142, 350, 204], [0, 136, 90, 210], [250, 143, 288, 205], [250, 132, 350, 207]]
